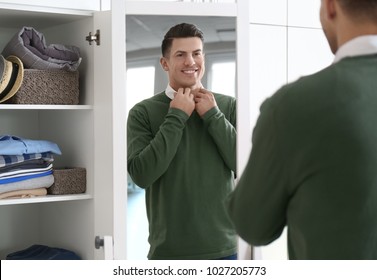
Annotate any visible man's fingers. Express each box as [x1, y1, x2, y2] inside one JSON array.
[[199, 87, 211, 94]]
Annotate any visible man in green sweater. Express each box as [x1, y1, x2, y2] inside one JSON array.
[[127, 23, 237, 259], [228, 0, 377, 259]]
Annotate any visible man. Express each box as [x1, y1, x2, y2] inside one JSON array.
[[127, 23, 237, 260], [228, 0, 377, 259]]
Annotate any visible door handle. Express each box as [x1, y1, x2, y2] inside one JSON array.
[[95, 236, 104, 249], [95, 235, 114, 259]]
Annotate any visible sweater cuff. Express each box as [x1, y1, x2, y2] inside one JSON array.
[[168, 107, 190, 122], [202, 106, 220, 123]]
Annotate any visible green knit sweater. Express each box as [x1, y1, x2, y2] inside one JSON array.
[[127, 91, 237, 259], [228, 54, 377, 259]]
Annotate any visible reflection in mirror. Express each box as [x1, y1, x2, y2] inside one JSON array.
[[126, 15, 236, 260]]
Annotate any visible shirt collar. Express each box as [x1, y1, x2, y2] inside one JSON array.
[[334, 35, 377, 63], [165, 84, 175, 100]]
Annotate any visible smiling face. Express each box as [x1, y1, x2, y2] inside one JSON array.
[[160, 37, 205, 91]]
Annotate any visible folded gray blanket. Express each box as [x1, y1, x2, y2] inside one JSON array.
[[2, 26, 81, 71]]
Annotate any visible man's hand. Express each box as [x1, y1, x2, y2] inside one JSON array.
[[170, 87, 195, 116], [194, 88, 217, 117]]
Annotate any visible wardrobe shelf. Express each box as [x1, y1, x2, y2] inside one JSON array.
[[0, 193, 93, 206], [0, 105, 93, 110]]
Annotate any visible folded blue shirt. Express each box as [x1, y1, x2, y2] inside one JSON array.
[[0, 152, 54, 168], [0, 135, 61, 155], [0, 169, 53, 184]]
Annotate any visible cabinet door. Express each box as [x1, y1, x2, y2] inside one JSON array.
[[93, 2, 127, 260]]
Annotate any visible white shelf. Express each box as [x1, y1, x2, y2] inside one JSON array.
[[0, 105, 92, 110], [0, 193, 93, 206], [0, 3, 94, 16], [0, 6, 92, 29]]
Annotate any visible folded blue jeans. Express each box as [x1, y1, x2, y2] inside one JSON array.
[[6, 244, 81, 260], [215, 253, 238, 260]]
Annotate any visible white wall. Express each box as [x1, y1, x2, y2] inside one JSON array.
[[248, 0, 334, 259]]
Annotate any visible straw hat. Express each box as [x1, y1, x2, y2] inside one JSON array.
[[0, 55, 24, 103]]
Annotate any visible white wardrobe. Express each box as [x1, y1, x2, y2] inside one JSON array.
[[0, 0, 126, 260]]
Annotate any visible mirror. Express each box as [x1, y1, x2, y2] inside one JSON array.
[[126, 14, 236, 260]]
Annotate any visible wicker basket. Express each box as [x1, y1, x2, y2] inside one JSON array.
[[48, 167, 86, 195], [8, 69, 79, 105]]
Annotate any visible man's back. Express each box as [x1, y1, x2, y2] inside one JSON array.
[[281, 54, 377, 259], [229, 54, 377, 259]]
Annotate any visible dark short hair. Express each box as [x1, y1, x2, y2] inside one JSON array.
[[161, 23, 204, 57], [338, 0, 377, 22]]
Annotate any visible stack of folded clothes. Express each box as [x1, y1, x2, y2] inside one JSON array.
[[2, 26, 81, 71], [0, 135, 61, 199]]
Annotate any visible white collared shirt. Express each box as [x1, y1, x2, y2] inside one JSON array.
[[165, 84, 205, 100], [165, 84, 175, 100], [334, 35, 377, 63]]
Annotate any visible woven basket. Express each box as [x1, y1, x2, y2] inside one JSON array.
[[8, 69, 79, 105], [48, 167, 86, 195]]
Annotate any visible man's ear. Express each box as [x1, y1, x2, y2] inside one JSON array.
[[160, 57, 169, 71], [325, 0, 337, 20]]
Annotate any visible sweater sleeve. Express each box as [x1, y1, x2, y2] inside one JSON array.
[[202, 101, 237, 174], [127, 106, 189, 188], [227, 99, 289, 246]]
